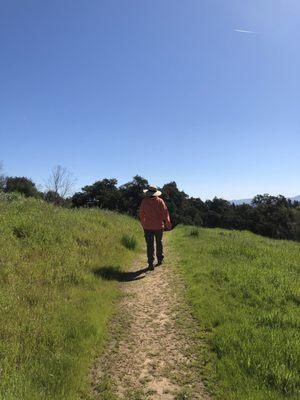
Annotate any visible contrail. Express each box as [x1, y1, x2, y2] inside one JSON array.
[[235, 28, 257, 34]]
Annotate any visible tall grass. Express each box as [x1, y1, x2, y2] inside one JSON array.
[[0, 196, 143, 400], [188, 227, 200, 237], [121, 234, 137, 250], [169, 227, 300, 400]]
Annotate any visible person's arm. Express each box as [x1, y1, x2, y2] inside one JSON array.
[[161, 199, 172, 230], [139, 200, 146, 226]]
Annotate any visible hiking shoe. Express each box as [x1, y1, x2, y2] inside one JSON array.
[[156, 260, 164, 266]]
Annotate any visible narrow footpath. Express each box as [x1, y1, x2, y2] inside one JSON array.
[[91, 240, 211, 400]]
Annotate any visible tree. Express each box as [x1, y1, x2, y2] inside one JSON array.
[[72, 178, 120, 209], [119, 175, 149, 216], [44, 190, 65, 206], [292, 207, 300, 240], [5, 177, 40, 197], [252, 194, 292, 208], [233, 203, 255, 230], [46, 165, 75, 198], [161, 182, 189, 226], [181, 197, 205, 226], [69, 173, 300, 242], [250, 194, 295, 239]]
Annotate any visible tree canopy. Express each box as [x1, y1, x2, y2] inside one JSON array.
[[1, 168, 299, 242], [5, 177, 41, 198], [72, 176, 300, 242]]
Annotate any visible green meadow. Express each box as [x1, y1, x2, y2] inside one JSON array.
[[1, 195, 300, 400], [0, 195, 143, 400], [169, 226, 300, 400]]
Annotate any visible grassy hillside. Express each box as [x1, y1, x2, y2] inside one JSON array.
[[0, 195, 143, 400], [169, 227, 300, 400]]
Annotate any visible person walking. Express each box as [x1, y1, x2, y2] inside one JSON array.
[[139, 185, 172, 270]]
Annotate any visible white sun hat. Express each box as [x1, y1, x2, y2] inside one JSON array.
[[143, 184, 162, 197]]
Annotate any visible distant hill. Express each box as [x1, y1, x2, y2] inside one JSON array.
[[232, 195, 300, 205], [231, 198, 252, 205]]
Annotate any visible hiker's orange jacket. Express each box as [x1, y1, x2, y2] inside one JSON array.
[[139, 197, 172, 231]]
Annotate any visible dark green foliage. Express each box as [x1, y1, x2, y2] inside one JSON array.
[[44, 190, 65, 205], [72, 178, 121, 210], [292, 207, 300, 240], [250, 194, 296, 239], [161, 181, 188, 225], [5, 176, 41, 198], [72, 176, 300, 242], [118, 175, 149, 216], [1, 165, 299, 242]]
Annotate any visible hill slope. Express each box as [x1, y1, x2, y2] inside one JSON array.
[[232, 195, 300, 205], [0, 196, 143, 400], [169, 226, 300, 400]]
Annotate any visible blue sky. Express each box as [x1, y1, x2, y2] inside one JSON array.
[[1, 0, 299, 200]]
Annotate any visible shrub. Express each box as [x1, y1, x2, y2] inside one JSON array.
[[5, 176, 41, 197]]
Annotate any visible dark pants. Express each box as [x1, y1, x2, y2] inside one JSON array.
[[144, 229, 164, 266]]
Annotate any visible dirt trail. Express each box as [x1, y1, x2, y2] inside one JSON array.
[[91, 242, 211, 400]]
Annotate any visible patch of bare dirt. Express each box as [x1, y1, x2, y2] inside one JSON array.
[[91, 243, 211, 400]]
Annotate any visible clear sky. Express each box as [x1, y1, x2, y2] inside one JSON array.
[[1, 0, 299, 200]]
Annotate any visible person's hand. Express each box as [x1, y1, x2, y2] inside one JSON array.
[[165, 222, 172, 231]]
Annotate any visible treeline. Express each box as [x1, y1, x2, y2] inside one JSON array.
[[71, 176, 300, 241], [0, 165, 75, 205], [1, 166, 299, 241]]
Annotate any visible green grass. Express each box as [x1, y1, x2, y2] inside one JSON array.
[[188, 227, 200, 237], [169, 226, 300, 400], [0, 196, 143, 400], [121, 234, 137, 250]]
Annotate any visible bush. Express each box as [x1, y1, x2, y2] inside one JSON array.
[[5, 176, 41, 198]]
